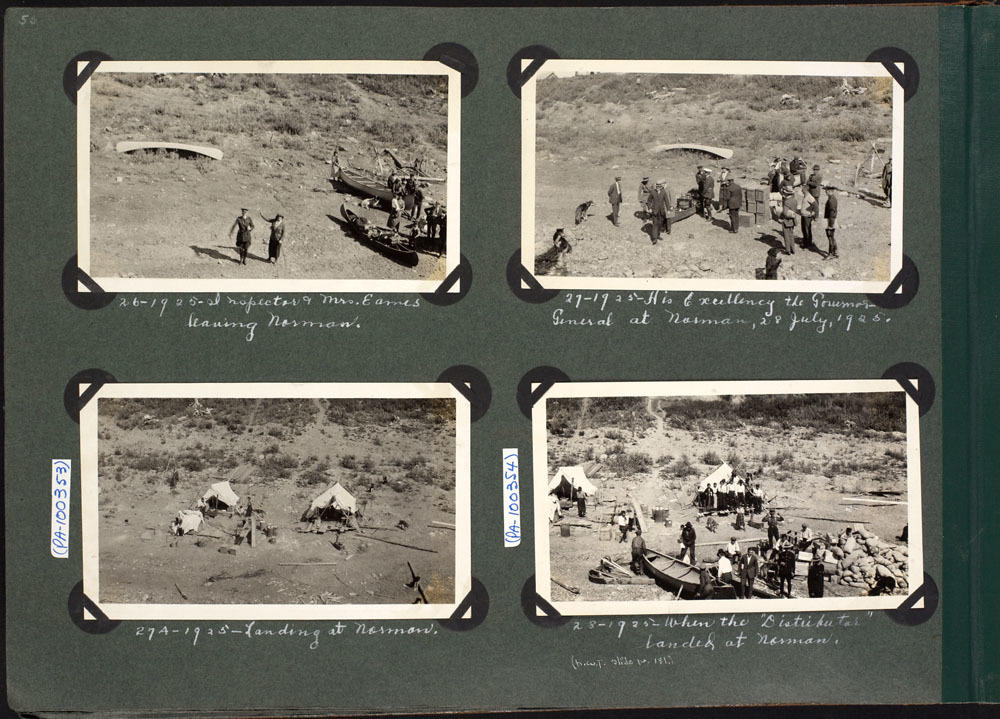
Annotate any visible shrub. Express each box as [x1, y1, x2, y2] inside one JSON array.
[[701, 450, 722, 465]]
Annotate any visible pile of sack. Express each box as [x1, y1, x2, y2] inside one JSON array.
[[828, 526, 908, 593]]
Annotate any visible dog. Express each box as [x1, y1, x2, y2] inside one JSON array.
[[574, 200, 594, 225], [552, 228, 572, 254]]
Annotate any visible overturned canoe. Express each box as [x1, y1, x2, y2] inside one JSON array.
[[649, 143, 734, 160], [116, 141, 223, 160]]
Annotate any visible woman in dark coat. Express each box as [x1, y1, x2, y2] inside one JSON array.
[[261, 212, 285, 263]]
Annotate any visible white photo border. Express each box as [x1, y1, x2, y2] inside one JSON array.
[[81, 381, 472, 620], [532, 379, 923, 615], [521, 59, 904, 294], [78, 60, 461, 294]]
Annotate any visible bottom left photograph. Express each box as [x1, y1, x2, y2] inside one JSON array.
[[80, 382, 471, 620]]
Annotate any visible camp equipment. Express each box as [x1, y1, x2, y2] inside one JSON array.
[[340, 203, 419, 267]]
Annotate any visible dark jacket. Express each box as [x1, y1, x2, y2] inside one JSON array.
[[824, 195, 838, 222], [700, 175, 715, 200], [807, 559, 825, 596], [648, 187, 674, 217], [726, 182, 742, 209], [778, 548, 796, 577], [608, 182, 622, 203], [681, 525, 696, 546], [739, 552, 760, 580]]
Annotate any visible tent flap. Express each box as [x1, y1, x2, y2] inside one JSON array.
[[202, 480, 240, 507], [548, 466, 598, 497], [305, 482, 357, 519]]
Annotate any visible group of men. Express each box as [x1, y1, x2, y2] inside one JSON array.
[[769, 158, 840, 260], [612, 175, 677, 244], [230, 208, 285, 265], [712, 540, 762, 599], [385, 170, 446, 246], [693, 166, 745, 234]]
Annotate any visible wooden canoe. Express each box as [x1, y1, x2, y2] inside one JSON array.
[[648, 143, 734, 159], [643, 549, 737, 599], [116, 141, 223, 160], [332, 164, 393, 202], [340, 203, 418, 267]]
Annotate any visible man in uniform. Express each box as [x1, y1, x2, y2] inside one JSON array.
[[824, 185, 839, 258], [807, 549, 826, 598], [779, 182, 798, 254], [648, 180, 674, 244], [631, 528, 647, 575], [607, 175, 623, 226], [229, 208, 254, 265], [699, 167, 715, 222], [806, 164, 824, 204], [726, 178, 743, 233]]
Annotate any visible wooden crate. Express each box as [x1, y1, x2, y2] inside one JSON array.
[[755, 189, 766, 202], [795, 560, 810, 576], [739, 213, 754, 228]]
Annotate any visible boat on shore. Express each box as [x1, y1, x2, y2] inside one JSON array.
[[331, 163, 394, 203], [642, 549, 737, 600], [340, 203, 418, 267]]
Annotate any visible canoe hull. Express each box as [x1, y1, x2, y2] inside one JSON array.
[[340, 203, 418, 267]]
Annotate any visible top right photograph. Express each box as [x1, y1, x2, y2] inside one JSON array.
[[522, 60, 903, 293]]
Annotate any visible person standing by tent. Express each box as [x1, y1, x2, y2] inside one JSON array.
[[607, 175, 623, 226], [739, 546, 760, 598], [260, 212, 285, 264], [631, 528, 646, 575], [576, 493, 586, 518], [229, 208, 254, 265]]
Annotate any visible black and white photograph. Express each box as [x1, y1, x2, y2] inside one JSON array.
[[522, 60, 903, 292], [80, 383, 471, 620], [78, 61, 460, 293], [533, 380, 921, 614]]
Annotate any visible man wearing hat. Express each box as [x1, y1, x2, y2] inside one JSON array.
[[637, 176, 652, 217], [777, 539, 797, 597], [229, 207, 254, 265], [824, 185, 839, 259], [648, 179, 674, 244], [698, 167, 715, 221], [778, 182, 798, 254], [680, 521, 697, 564], [800, 187, 817, 249], [607, 175, 623, 226], [738, 546, 760, 599], [260, 211, 285, 264], [806, 164, 824, 203], [725, 177, 743, 233]]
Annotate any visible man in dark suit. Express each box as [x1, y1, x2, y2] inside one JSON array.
[[738, 546, 760, 598], [648, 180, 674, 244], [726, 179, 743, 233], [779, 183, 798, 254], [607, 175, 623, 226], [699, 168, 715, 221], [824, 185, 839, 259]]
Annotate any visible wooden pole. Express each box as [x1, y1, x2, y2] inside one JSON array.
[[279, 562, 340, 566], [353, 534, 438, 553]]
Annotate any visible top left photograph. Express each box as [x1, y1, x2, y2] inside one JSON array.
[[77, 61, 461, 293]]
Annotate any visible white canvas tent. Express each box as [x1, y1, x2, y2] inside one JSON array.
[[697, 462, 733, 491], [201, 480, 240, 510], [303, 482, 357, 521], [548, 466, 598, 499], [174, 509, 203, 535]]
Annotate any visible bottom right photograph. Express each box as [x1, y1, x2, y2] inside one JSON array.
[[534, 379, 922, 615]]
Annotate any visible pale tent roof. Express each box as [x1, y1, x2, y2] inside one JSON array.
[[176, 509, 203, 534], [548, 466, 598, 496], [697, 462, 733, 491], [305, 482, 357, 518], [202, 480, 240, 507]]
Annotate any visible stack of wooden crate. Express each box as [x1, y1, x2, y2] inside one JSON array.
[[740, 186, 769, 226]]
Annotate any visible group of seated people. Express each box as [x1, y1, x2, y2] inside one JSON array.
[[696, 475, 765, 513]]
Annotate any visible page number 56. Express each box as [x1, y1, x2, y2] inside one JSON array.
[[19, 13, 37, 25]]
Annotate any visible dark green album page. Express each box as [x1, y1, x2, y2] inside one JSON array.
[[4, 6, 955, 714]]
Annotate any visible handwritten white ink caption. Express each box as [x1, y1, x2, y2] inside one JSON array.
[[503, 449, 520, 547], [51, 460, 71, 558]]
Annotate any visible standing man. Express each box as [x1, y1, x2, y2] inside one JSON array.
[[637, 176, 652, 217], [726, 178, 743, 233], [766, 508, 780, 548], [616, 510, 629, 543], [778, 540, 796, 597], [715, 549, 734, 584], [779, 182, 798, 254], [260, 212, 285, 264], [681, 522, 697, 564], [807, 549, 825, 598], [807, 164, 824, 205], [699, 168, 715, 222], [824, 185, 839, 259], [738, 546, 760, 598], [630, 528, 647, 575], [229, 208, 254, 265], [576, 493, 586, 518], [800, 189, 817, 249], [387, 194, 405, 232], [648, 180, 674, 244], [882, 158, 892, 207], [607, 175, 623, 226]]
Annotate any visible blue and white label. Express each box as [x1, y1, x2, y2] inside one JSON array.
[[51, 460, 71, 558], [502, 448, 520, 547]]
